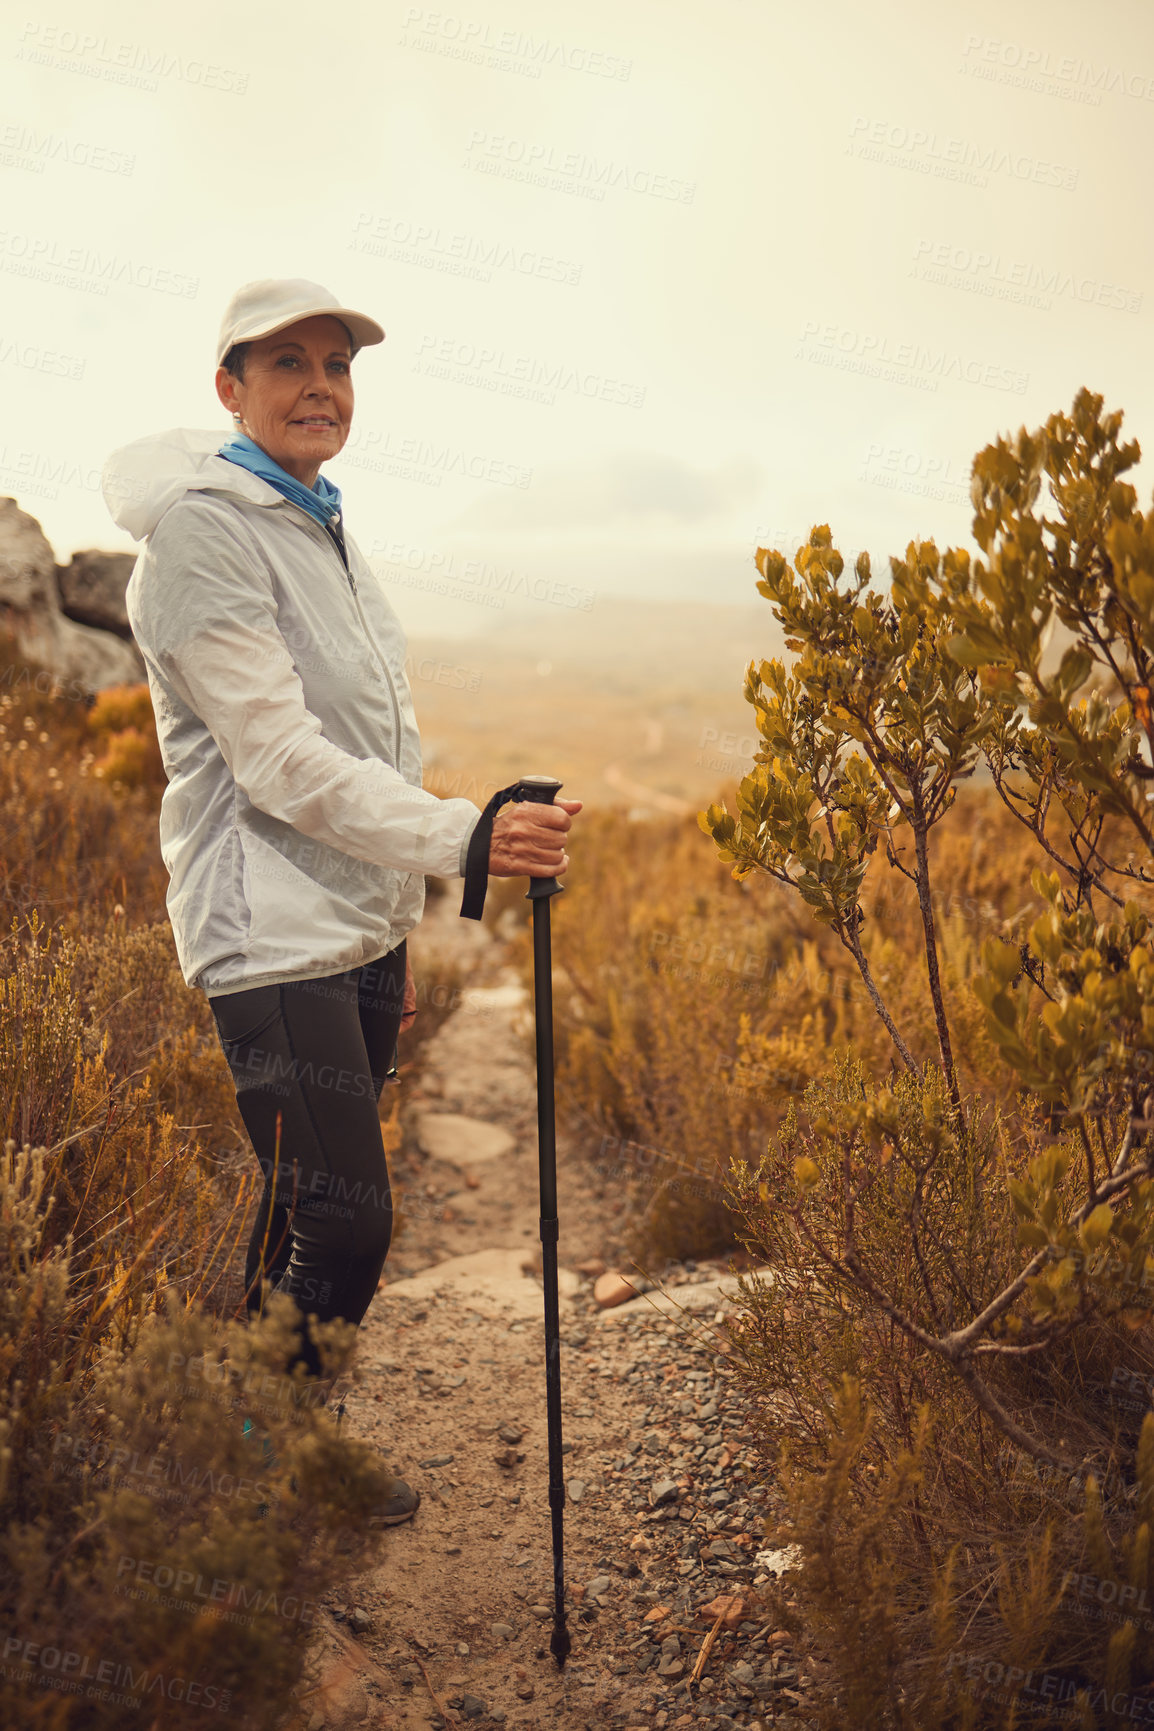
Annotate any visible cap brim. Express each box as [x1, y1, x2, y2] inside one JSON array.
[[223, 305, 385, 360]]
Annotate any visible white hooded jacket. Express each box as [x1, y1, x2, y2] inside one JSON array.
[[104, 428, 480, 997]]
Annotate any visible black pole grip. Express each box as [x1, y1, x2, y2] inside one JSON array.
[[459, 775, 565, 921], [516, 775, 564, 903]]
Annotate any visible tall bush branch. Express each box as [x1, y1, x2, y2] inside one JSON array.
[[839, 920, 918, 1074], [909, 790, 961, 1117]]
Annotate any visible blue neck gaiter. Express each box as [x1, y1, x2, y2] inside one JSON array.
[[217, 433, 343, 529]]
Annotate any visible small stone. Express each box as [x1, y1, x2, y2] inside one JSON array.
[[650, 1479, 680, 1507], [490, 1622, 515, 1640], [656, 1656, 684, 1678], [575, 1256, 607, 1277], [699, 1594, 746, 1630], [419, 1454, 455, 1468], [516, 1682, 536, 1699], [643, 1605, 671, 1624], [497, 1424, 524, 1444], [460, 1696, 487, 1719], [306, 1714, 325, 1731], [568, 1479, 586, 1503], [594, 1270, 640, 1309], [495, 1448, 520, 1470], [731, 1661, 756, 1686], [349, 1607, 372, 1633], [456, 1641, 470, 1656], [529, 1603, 551, 1619], [586, 1575, 612, 1597]]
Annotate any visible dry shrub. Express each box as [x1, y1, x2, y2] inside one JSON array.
[[0, 653, 168, 929], [0, 638, 458, 1724], [86, 683, 154, 736], [725, 1056, 1154, 1727], [87, 684, 165, 790], [547, 788, 1040, 1266], [2, 913, 248, 1345], [1, 1142, 398, 1731], [541, 805, 786, 1261]]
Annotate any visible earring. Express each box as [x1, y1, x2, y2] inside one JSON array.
[[232, 412, 242, 422]]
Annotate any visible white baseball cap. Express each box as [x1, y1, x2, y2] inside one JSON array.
[[216, 278, 385, 365]]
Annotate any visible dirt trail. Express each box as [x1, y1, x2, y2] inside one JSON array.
[[295, 896, 812, 1731]]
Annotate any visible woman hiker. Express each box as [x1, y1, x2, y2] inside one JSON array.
[[103, 277, 581, 1524]]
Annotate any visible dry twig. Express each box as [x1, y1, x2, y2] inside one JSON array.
[[690, 1607, 728, 1685]]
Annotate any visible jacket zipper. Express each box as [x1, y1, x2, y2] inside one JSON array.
[[309, 513, 404, 756]]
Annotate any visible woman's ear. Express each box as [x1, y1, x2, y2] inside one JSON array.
[[215, 365, 240, 416]]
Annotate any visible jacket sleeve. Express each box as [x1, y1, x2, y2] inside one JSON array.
[[135, 502, 480, 878]]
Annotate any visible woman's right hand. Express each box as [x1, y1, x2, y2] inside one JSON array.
[[489, 797, 582, 878]]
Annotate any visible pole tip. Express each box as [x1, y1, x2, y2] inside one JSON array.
[[550, 1619, 571, 1669]]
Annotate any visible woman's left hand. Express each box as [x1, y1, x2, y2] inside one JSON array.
[[401, 952, 417, 1031]]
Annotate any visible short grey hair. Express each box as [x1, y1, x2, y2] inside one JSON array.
[[222, 342, 250, 382]]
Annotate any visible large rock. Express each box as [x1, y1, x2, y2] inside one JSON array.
[[597, 1266, 776, 1326], [0, 494, 56, 611], [0, 497, 143, 691], [417, 1112, 516, 1167], [57, 550, 135, 639], [376, 1248, 579, 1320]]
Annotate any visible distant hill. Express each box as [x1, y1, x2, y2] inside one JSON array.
[[407, 598, 788, 814]]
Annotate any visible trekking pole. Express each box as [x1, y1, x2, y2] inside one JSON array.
[[517, 774, 571, 1669], [458, 772, 571, 1667]]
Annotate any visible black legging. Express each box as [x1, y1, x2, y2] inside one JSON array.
[[209, 942, 406, 1379]]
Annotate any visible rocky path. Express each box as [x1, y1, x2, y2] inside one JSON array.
[[292, 900, 817, 1731]]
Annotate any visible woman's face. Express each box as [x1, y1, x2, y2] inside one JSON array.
[[215, 314, 354, 487]]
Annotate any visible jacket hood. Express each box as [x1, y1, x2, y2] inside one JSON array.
[[103, 427, 281, 541]]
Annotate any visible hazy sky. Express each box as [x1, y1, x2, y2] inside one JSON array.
[[3, 0, 1152, 637]]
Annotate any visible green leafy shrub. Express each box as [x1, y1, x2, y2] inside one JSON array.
[[700, 391, 1154, 1726]]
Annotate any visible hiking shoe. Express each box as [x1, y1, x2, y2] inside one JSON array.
[[368, 1477, 421, 1527], [329, 1404, 419, 1525], [241, 1416, 278, 1470]]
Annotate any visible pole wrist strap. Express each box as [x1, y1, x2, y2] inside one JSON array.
[[459, 782, 523, 921]]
